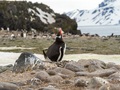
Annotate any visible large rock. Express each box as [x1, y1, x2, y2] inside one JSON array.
[[49, 75, 63, 83], [108, 72, 120, 83], [78, 59, 106, 72], [0, 82, 19, 90], [0, 64, 13, 73], [74, 78, 88, 87], [90, 68, 116, 77], [13, 52, 43, 73], [35, 70, 51, 82], [53, 67, 75, 77], [89, 77, 109, 88], [39, 85, 59, 90], [64, 61, 85, 72]]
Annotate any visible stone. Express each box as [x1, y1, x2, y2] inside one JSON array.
[[64, 61, 85, 72], [0, 64, 13, 73], [76, 71, 90, 76], [108, 72, 120, 83], [53, 67, 75, 77], [74, 78, 88, 87], [49, 75, 63, 83], [90, 68, 116, 77], [39, 85, 59, 90], [89, 77, 109, 88], [27, 77, 42, 86], [35, 71, 50, 82], [78, 59, 106, 72], [0, 82, 19, 90], [47, 70, 57, 76], [106, 62, 116, 68], [13, 52, 43, 73]]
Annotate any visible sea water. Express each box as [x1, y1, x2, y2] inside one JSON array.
[[78, 25, 120, 36]]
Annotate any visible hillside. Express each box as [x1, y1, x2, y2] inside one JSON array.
[[66, 0, 120, 27], [0, 1, 78, 34]]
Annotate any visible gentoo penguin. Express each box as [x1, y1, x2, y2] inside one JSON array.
[[43, 28, 66, 62]]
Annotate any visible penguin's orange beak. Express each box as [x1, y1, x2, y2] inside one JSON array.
[[59, 28, 64, 35]]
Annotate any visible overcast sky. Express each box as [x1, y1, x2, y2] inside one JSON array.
[[12, 0, 104, 13]]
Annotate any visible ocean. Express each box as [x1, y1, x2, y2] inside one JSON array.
[[78, 25, 120, 36]]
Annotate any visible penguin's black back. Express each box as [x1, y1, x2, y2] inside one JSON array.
[[46, 41, 66, 62]]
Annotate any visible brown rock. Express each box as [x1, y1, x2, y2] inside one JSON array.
[[0, 82, 19, 90], [35, 71, 50, 82], [53, 67, 75, 77]]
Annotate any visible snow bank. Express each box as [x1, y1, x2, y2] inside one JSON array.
[[0, 52, 120, 66]]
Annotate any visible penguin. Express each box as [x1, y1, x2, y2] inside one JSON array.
[[43, 28, 66, 62]]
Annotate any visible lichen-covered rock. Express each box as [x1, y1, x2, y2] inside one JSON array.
[[13, 52, 43, 73]]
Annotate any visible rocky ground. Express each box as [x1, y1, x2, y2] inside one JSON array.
[[0, 59, 120, 90]]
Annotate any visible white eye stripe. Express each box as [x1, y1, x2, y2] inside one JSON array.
[[56, 36, 61, 38]]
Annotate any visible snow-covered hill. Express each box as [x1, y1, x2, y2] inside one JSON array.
[[66, 0, 120, 27]]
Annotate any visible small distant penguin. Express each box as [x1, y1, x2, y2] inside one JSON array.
[[43, 28, 66, 62]]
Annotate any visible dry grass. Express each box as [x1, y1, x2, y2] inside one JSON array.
[[0, 36, 120, 55]]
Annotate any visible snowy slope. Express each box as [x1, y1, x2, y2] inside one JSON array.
[[28, 7, 55, 24], [66, 0, 120, 26]]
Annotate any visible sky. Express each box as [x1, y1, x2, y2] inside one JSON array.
[[7, 0, 104, 13], [27, 0, 104, 14]]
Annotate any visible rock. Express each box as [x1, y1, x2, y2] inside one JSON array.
[[56, 60, 69, 67], [76, 71, 90, 76], [90, 68, 116, 77], [39, 85, 59, 90], [49, 75, 63, 83], [53, 67, 75, 77], [89, 77, 109, 88], [74, 78, 88, 87], [47, 70, 57, 76], [62, 80, 73, 84], [108, 72, 120, 83], [99, 84, 120, 90], [27, 77, 42, 86], [78, 59, 106, 72], [0, 82, 19, 90], [58, 73, 70, 79], [64, 61, 85, 72], [35, 70, 50, 82], [13, 52, 43, 73], [0, 64, 13, 73], [106, 62, 116, 68]]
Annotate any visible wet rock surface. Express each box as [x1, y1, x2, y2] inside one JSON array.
[[0, 59, 120, 90]]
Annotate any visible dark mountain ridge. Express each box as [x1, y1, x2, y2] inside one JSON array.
[[0, 1, 78, 34]]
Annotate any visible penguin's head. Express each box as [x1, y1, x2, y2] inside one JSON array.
[[58, 28, 64, 35], [55, 28, 64, 42]]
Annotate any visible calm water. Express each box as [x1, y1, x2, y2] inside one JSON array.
[[79, 25, 120, 36]]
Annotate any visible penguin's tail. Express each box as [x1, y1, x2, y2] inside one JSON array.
[[43, 50, 47, 59]]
